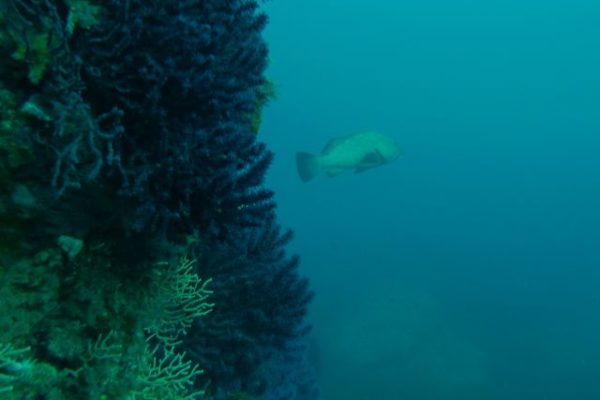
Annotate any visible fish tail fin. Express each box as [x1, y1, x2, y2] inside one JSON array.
[[296, 152, 320, 182]]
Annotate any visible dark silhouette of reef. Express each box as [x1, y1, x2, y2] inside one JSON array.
[[2, 0, 275, 241], [0, 0, 317, 399], [186, 224, 316, 399]]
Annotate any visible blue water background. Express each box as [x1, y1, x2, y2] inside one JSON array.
[[260, 1, 600, 399]]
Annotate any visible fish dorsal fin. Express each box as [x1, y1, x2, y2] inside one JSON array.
[[355, 150, 385, 173], [321, 137, 345, 154]]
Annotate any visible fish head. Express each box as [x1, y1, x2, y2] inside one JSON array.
[[378, 137, 403, 163]]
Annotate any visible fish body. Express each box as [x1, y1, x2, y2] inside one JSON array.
[[296, 131, 402, 182]]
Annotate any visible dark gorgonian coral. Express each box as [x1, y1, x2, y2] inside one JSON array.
[[74, 0, 276, 240], [2, 0, 275, 241], [183, 223, 317, 400], [1, 1, 317, 399]]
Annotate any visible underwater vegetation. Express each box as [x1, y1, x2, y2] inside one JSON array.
[[183, 224, 315, 399], [0, 0, 315, 399], [1, 0, 276, 240]]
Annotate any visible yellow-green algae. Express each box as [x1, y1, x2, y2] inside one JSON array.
[[248, 79, 278, 134], [0, 0, 103, 84], [63, 0, 103, 35]]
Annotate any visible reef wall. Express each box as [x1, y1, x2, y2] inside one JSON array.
[[0, 1, 315, 399]]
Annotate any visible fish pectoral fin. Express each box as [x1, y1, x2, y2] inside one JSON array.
[[361, 150, 385, 165], [354, 150, 385, 173], [363, 150, 385, 165]]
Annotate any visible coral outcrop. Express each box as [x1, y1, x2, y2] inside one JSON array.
[[0, 0, 316, 399]]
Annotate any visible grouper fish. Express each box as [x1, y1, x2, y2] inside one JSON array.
[[296, 131, 402, 182]]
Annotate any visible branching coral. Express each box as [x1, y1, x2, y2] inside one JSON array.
[[0, 343, 32, 393], [145, 257, 214, 346], [183, 222, 316, 400], [72, 0, 275, 240], [0, 343, 61, 397], [1, 0, 276, 240], [69, 254, 214, 399], [0, 238, 215, 399], [80, 330, 204, 400], [131, 344, 204, 400], [0, 1, 316, 399]]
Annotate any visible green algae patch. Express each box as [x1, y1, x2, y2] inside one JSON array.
[[248, 79, 278, 134], [63, 0, 104, 35]]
